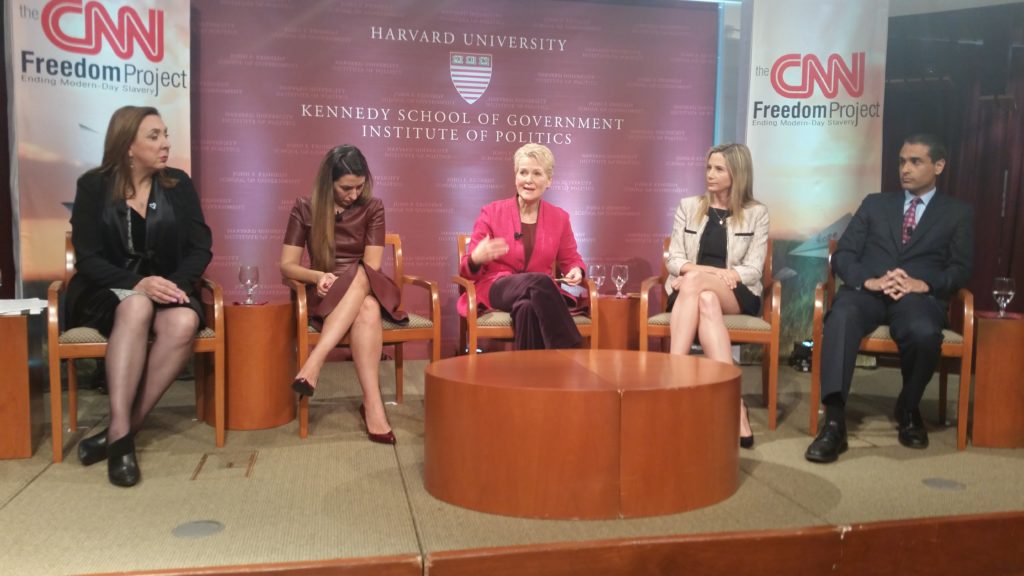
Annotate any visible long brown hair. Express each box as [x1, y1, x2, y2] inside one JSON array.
[[91, 105, 176, 202], [309, 145, 374, 271], [695, 142, 757, 226]]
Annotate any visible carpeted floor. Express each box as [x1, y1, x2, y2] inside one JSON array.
[[0, 359, 1021, 575]]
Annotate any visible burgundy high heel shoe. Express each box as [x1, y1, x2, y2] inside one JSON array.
[[291, 378, 315, 397], [358, 404, 396, 445]]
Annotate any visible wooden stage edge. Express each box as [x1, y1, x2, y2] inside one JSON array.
[[89, 510, 1024, 576]]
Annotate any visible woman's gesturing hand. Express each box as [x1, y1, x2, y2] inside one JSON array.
[[134, 276, 189, 304], [470, 235, 510, 266]]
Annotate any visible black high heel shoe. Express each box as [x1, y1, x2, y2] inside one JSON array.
[[358, 404, 396, 445], [107, 434, 140, 487], [740, 400, 754, 449], [78, 427, 109, 466], [291, 378, 315, 397]]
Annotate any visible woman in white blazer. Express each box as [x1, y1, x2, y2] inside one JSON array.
[[665, 143, 769, 448]]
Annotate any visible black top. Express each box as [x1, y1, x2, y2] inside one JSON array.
[[67, 168, 212, 333], [697, 208, 730, 268]]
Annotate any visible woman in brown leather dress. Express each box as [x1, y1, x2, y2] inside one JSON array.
[[280, 145, 407, 444]]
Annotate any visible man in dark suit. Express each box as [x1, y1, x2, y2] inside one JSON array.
[[806, 133, 974, 463]]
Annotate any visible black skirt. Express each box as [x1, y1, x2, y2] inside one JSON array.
[[666, 283, 761, 317]]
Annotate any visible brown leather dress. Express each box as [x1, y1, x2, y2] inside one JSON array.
[[283, 196, 407, 326]]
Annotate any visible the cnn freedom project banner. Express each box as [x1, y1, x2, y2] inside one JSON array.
[[6, 0, 190, 293], [745, 0, 888, 347]]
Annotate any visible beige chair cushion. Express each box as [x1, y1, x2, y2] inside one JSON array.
[[308, 312, 433, 333], [60, 326, 217, 344], [475, 311, 591, 327], [865, 326, 964, 345], [648, 312, 769, 332]]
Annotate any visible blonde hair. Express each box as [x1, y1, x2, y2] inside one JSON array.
[[309, 145, 374, 271], [695, 142, 756, 226], [512, 143, 554, 179]]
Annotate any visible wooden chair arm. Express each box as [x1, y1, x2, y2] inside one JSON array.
[[47, 280, 64, 342], [403, 275, 441, 322], [639, 274, 662, 322], [584, 278, 599, 348], [197, 277, 225, 336], [812, 282, 826, 328], [452, 275, 478, 326], [763, 279, 781, 325], [286, 278, 310, 336], [954, 287, 974, 344]]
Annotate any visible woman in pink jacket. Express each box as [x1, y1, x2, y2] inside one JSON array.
[[458, 143, 586, 350]]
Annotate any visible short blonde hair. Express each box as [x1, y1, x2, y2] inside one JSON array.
[[512, 143, 554, 179]]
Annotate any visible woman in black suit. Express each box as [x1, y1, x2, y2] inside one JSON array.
[[68, 105, 212, 487]]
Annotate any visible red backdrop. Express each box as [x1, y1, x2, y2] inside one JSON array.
[[193, 0, 719, 356]]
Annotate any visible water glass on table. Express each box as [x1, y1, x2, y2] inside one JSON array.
[[993, 277, 1015, 318], [588, 264, 606, 294], [611, 264, 629, 299], [238, 265, 260, 305]]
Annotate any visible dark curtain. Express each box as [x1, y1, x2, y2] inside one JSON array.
[[883, 4, 1024, 315]]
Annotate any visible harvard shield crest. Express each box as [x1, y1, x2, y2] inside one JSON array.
[[450, 52, 492, 105]]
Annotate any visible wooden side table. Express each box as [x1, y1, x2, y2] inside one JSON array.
[[973, 312, 1024, 448], [596, 294, 640, 350], [0, 315, 43, 459], [424, 350, 741, 519], [205, 302, 296, 430]]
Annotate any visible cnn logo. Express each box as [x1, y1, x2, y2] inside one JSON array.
[[770, 52, 864, 99], [41, 0, 164, 63]]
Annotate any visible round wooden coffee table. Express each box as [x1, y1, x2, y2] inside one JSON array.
[[424, 349, 741, 519]]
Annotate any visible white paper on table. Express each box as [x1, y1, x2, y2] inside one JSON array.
[[0, 298, 47, 316]]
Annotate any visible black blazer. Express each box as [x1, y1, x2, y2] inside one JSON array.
[[66, 167, 213, 322], [833, 191, 974, 302]]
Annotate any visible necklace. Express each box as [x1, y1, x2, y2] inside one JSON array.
[[710, 206, 729, 226]]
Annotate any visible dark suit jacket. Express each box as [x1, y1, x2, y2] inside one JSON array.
[[67, 167, 213, 323], [833, 191, 974, 302]]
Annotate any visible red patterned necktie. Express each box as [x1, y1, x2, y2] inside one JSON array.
[[902, 197, 921, 244]]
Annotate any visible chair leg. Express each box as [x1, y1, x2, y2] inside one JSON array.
[[767, 345, 779, 431], [809, 349, 822, 436], [67, 363, 79, 432], [194, 353, 207, 421], [50, 358, 65, 463], [761, 349, 770, 409], [394, 343, 404, 404], [214, 348, 225, 448], [957, 351, 972, 451], [938, 360, 948, 425]]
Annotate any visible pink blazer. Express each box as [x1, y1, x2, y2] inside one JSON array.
[[458, 197, 585, 316]]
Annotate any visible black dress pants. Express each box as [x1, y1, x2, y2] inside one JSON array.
[[820, 286, 946, 411], [489, 273, 582, 351]]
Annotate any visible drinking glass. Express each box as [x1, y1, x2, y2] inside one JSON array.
[[993, 277, 1015, 318], [238, 265, 260, 305], [588, 264, 606, 294], [611, 264, 629, 299]]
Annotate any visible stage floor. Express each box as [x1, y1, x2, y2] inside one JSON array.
[[1, 359, 1022, 575]]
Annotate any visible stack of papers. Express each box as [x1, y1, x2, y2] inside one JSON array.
[[0, 299, 47, 316]]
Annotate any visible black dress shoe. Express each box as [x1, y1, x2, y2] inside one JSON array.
[[805, 419, 848, 463], [291, 378, 315, 397], [896, 408, 929, 449], [107, 434, 140, 487], [739, 400, 754, 449], [78, 428, 109, 466]]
